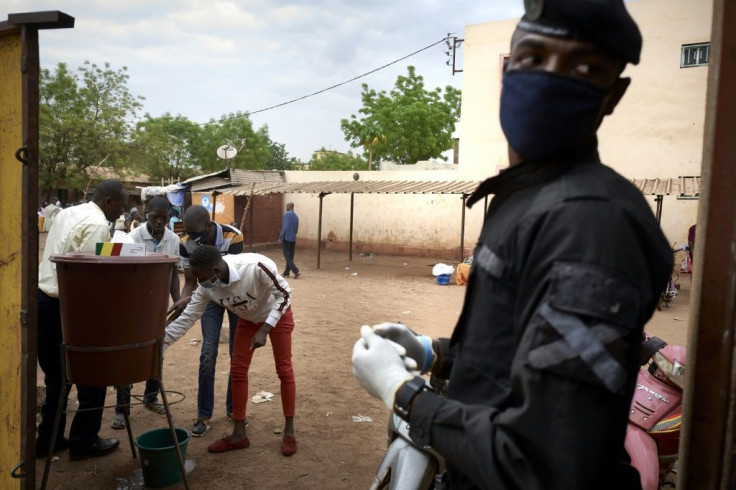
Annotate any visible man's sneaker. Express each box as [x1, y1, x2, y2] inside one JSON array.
[[191, 418, 211, 437]]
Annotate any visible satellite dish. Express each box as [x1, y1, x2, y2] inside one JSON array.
[[217, 144, 238, 160]]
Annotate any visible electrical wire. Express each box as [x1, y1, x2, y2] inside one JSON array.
[[198, 36, 449, 126]]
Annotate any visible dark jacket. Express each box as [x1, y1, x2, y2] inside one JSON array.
[[408, 159, 672, 489]]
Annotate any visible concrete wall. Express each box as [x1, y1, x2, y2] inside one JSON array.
[[282, 169, 484, 260], [278, 0, 709, 259], [457, 0, 710, 246]]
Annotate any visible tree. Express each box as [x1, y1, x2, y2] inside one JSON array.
[[340, 65, 461, 165], [307, 148, 367, 170], [39, 61, 143, 194], [192, 112, 272, 172], [267, 141, 302, 170], [132, 113, 201, 182]]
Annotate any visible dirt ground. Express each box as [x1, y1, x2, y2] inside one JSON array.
[[34, 246, 693, 489]]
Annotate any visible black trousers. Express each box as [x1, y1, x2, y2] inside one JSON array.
[[37, 290, 107, 451], [282, 240, 299, 276], [115, 379, 160, 415]]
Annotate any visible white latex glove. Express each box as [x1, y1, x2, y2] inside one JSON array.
[[352, 325, 414, 410], [373, 323, 435, 373]]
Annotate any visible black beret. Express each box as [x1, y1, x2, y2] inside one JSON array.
[[517, 0, 642, 65]]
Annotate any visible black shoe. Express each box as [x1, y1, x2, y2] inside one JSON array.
[[191, 418, 211, 437], [35, 437, 70, 458], [283, 272, 290, 278], [293, 272, 301, 279], [69, 437, 120, 460]]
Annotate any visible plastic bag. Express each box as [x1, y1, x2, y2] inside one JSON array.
[[432, 263, 455, 276]]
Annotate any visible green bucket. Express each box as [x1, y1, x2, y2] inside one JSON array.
[[135, 427, 190, 488]]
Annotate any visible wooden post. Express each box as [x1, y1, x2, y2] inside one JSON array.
[[1, 11, 74, 488], [678, 0, 736, 487]]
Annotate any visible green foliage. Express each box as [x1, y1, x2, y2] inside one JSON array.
[[340, 66, 461, 165], [39, 61, 144, 192], [40, 62, 302, 192], [268, 141, 302, 170], [307, 148, 368, 170], [132, 113, 201, 181], [192, 112, 272, 172]]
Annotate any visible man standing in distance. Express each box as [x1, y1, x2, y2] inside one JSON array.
[[37, 179, 127, 460], [112, 197, 180, 429], [352, 1, 673, 488], [279, 202, 300, 279], [168, 204, 243, 436]]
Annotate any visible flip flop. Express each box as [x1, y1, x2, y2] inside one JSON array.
[[144, 402, 166, 415], [111, 414, 126, 430]]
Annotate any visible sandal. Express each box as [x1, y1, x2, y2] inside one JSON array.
[[207, 435, 250, 453], [111, 414, 126, 430], [281, 435, 297, 456], [144, 402, 166, 415]]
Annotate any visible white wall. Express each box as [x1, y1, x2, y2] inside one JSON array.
[[281, 170, 485, 259], [457, 0, 709, 245]]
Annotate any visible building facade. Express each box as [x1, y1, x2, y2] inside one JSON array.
[[458, 0, 711, 244]]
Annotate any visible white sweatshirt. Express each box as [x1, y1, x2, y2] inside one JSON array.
[[165, 253, 291, 345]]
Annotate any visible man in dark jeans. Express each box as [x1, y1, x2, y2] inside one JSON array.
[[279, 202, 300, 278], [36, 180, 127, 459]]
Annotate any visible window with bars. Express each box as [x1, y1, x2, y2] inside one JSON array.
[[681, 43, 710, 67]]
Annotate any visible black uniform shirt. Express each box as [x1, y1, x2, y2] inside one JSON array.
[[409, 158, 672, 489]]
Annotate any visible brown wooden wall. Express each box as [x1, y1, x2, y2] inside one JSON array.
[[235, 194, 284, 249]]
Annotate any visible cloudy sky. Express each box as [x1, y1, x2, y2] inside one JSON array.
[[7, 0, 524, 162]]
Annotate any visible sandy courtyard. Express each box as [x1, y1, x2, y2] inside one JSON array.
[[34, 246, 692, 489]]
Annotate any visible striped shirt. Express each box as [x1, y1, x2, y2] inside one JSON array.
[[165, 253, 291, 344], [179, 222, 243, 267]]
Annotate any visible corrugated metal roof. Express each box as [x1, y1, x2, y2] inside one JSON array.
[[630, 176, 701, 197], [185, 168, 286, 192], [222, 180, 482, 196], [208, 175, 702, 198]]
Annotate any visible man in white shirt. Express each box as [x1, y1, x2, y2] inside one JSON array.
[[37, 179, 127, 460], [112, 197, 181, 429], [165, 245, 298, 456]]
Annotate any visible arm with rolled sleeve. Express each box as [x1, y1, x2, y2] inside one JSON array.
[[406, 200, 670, 489], [164, 287, 209, 345]]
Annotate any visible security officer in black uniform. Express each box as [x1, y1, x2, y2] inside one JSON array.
[[352, 0, 673, 488]]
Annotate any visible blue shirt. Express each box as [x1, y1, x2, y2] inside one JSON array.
[[279, 210, 299, 242]]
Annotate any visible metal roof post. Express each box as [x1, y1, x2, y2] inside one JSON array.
[[349, 193, 354, 262], [460, 194, 467, 262], [317, 192, 328, 269]]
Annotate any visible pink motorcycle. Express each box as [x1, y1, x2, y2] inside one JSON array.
[[625, 336, 685, 489]]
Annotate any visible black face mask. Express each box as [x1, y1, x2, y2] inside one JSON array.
[[500, 70, 609, 162], [189, 227, 209, 245]]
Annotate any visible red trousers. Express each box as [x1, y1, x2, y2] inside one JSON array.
[[231, 309, 295, 421]]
